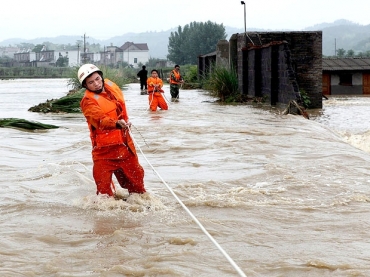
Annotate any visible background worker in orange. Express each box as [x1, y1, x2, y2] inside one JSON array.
[[78, 64, 146, 197], [147, 69, 168, 111], [169, 64, 184, 101]]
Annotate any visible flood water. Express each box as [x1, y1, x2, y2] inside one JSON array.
[[1, 78, 370, 277]]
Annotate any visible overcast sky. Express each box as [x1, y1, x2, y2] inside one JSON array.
[[1, 0, 368, 42]]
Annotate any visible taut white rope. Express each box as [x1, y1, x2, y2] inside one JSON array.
[[129, 129, 247, 277]]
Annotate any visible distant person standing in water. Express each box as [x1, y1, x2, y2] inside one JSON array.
[[169, 64, 184, 101], [137, 65, 148, 93], [147, 69, 168, 111]]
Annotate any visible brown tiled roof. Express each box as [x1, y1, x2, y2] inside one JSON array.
[[120, 42, 149, 51], [323, 57, 370, 71], [134, 43, 149, 50]]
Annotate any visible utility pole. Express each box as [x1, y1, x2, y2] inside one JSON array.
[[81, 33, 89, 64], [77, 44, 80, 65]]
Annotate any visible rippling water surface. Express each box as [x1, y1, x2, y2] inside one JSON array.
[[1, 79, 370, 277]]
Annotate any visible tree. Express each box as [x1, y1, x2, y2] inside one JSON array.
[[346, 49, 355, 57], [56, 53, 69, 67], [17, 42, 35, 51], [33, 44, 45, 52], [336, 48, 346, 57], [167, 21, 226, 65]]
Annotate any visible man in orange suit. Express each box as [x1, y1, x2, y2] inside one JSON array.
[[147, 69, 168, 111], [78, 64, 146, 197]]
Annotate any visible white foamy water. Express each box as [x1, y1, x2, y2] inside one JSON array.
[[1, 79, 370, 276]]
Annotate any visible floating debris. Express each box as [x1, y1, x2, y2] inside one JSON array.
[[0, 118, 59, 130], [282, 100, 309, 119]]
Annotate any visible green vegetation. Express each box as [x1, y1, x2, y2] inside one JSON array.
[[299, 89, 311, 108], [29, 90, 86, 113], [168, 21, 227, 65], [326, 48, 370, 58], [202, 64, 242, 103], [0, 118, 59, 130], [183, 65, 198, 83]]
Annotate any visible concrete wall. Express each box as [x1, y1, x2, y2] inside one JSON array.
[[216, 40, 229, 66], [238, 31, 323, 108], [199, 31, 323, 108]]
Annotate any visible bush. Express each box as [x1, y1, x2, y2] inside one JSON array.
[[183, 65, 198, 83], [299, 89, 311, 108], [202, 64, 240, 102]]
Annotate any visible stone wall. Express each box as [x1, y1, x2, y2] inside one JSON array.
[[199, 31, 323, 108], [238, 31, 323, 108]]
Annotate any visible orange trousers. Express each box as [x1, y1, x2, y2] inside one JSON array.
[[92, 154, 146, 196], [148, 92, 168, 111]]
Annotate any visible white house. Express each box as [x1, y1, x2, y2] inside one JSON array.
[[10, 42, 148, 68], [120, 42, 149, 68]]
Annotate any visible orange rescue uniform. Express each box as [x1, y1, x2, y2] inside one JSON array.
[[147, 76, 168, 111], [80, 79, 146, 196], [169, 70, 182, 85]]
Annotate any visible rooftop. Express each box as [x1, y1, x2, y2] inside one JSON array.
[[323, 57, 370, 71]]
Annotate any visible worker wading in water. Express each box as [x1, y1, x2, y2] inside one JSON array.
[[147, 69, 168, 111], [79, 64, 146, 197], [169, 64, 184, 101]]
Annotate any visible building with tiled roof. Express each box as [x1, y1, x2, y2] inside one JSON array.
[[322, 57, 370, 95]]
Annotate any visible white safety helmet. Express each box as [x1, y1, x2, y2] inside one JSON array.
[[77, 64, 102, 85]]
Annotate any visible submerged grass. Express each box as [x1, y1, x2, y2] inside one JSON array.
[[202, 65, 241, 102]]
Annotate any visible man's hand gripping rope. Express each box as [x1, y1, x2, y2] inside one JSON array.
[[116, 119, 131, 129]]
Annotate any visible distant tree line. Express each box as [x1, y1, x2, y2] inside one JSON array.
[[324, 48, 370, 58], [167, 21, 226, 65]]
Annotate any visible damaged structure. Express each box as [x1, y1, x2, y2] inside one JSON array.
[[198, 31, 323, 109]]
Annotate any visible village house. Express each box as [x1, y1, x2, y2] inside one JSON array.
[[119, 42, 149, 68], [7, 42, 149, 68], [322, 57, 370, 95]]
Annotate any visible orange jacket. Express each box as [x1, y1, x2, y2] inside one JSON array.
[[170, 70, 182, 85], [147, 77, 163, 93], [80, 79, 136, 154]]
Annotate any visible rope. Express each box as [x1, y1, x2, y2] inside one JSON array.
[[129, 129, 247, 277], [135, 91, 153, 118], [162, 91, 172, 104]]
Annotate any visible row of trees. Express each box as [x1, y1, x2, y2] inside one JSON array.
[[329, 48, 370, 58], [167, 21, 227, 65]]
